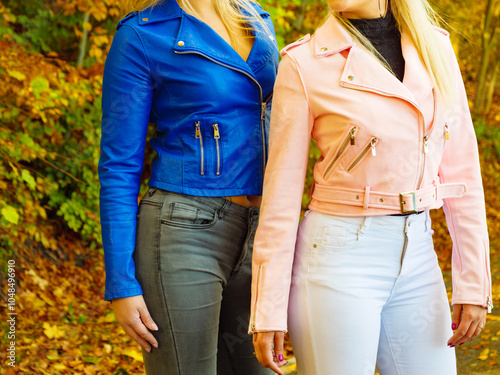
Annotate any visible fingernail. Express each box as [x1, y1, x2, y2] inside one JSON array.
[[145, 347, 151, 352], [151, 323, 159, 331], [459, 343, 463, 346], [153, 343, 158, 348], [448, 344, 455, 348], [452, 323, 456, 330], [278, 354, 283, 361]]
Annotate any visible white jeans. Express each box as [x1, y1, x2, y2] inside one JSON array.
[[288, 210, 456, 375]]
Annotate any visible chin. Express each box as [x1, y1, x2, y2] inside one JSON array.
[[327, 0, 348, 13]]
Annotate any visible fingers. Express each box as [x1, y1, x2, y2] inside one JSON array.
[[448, 320, 476, 348], [274, 331, 288, 367], [131, 312, 159, 350], [451, 304, 462, 332], [122, 323, 156, 352], [139, 304, 160, 332], [448, 304, 487, 347], [253, 331, 285, 375], [112, 295, 159, 352]]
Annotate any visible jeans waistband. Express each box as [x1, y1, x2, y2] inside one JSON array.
[[145, 188, 259, 221], [306, 209, 430, 232]]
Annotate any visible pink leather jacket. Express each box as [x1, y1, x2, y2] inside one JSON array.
[[249, 16, 492, 333]]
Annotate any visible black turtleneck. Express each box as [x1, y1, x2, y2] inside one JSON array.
[[348, 11, 405, 82]]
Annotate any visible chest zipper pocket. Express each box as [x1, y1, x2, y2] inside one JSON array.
[[347, 137, 379, 172], [324, 126, 357, 179], [213, 123, 222, 176], [195, 121, 205, 175]]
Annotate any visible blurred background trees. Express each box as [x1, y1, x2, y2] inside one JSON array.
[[0, 0, 498, 373]]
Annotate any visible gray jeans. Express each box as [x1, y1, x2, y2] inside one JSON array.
[[133, 188, 272, 375]]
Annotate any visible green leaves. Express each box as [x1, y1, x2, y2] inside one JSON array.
[[1, 205, 19, 224], [30, 76, 50, 99], [21, 169, 36, 190]]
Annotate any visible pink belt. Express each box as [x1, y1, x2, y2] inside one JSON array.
[[311, 182, 467, 214]]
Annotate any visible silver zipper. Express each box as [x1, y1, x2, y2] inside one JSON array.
[[323, 126, 357, 179], [195, 121, 204, 175], [251, 265, 263, 332], [175, 50, 268, 183], [444, 122, 449, 140], [347, 137, 378, 172], [213, 123, 221, 175], [340, 81, 426, 189], [417, 90, 438, 186]]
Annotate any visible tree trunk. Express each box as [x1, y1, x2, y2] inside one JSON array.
[[293, 0, 309, 30], [473, 0, 495, 117], [77, 12, 90, 68], [485, 59, 499, 115]]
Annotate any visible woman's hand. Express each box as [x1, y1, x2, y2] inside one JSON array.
[[253, 331, 288, 374], [111, 295, 159, 352], [447, 304, 487, 347]]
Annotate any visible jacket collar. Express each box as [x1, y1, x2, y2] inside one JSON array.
[[139, 0, 275, 77], [313, 15, 433, 107], [138, 0, 183, 24]]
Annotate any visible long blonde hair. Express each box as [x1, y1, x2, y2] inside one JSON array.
[[119, 0, 270, 52], [332, 0, 454, 105]]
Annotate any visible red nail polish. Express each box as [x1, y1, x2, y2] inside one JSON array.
[[278, 354, 283, 361], [452, 323, 456, 330]]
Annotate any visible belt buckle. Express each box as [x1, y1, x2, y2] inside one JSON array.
[[399, 191, 417, 214]]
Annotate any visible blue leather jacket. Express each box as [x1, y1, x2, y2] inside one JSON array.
[[98, 0, 279, 300]]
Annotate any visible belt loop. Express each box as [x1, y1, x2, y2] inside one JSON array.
[[249, 207, 259, 224], [359, 216, 372, 235], [363, 186, 370, 211], [218, 200, 229, 219]]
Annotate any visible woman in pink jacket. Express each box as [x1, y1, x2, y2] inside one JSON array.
[[250, 0, 492, 374]]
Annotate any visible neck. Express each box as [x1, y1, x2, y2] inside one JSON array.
[[182, 0, 217, 16], [342, 0, 388, 19]]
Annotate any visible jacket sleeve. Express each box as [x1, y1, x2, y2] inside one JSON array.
[[438, 38, 492, 311], [98, 24, 153, 301], [249, 53, 314, 333]]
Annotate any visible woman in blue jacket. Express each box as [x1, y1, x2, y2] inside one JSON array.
[[98, 0, 279, 373]]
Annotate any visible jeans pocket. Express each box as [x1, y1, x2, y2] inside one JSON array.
[[161, 201, 218, 229], [316, 223, 361, 250]]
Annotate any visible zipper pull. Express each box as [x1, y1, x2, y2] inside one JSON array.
[[261, 103, 266, 121], [195, 121, 201, 138], [371, 138, 377, 156], [444, 123, 450, 140], [251, 323, 256, 332], [350, 127, 357, 145], [487, 296, 493, 313], [213, 123, 220, 139], [423, 136, 429, 154]]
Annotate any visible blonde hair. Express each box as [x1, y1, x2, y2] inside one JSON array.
[[119, 0, 270, 53], [332, 0, 454, 106]]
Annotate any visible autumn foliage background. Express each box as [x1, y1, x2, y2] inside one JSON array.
[[0, 0, 499, 373]]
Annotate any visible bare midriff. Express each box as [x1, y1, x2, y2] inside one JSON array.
[[223, 195, 262, 208]]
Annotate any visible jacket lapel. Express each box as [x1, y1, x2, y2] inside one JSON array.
[[171, 3, 275, 77], [400, 30, 434, 103], [173, 13, 254, 76], [314, 16, 433, 110], [138, 0, 276, 77]]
